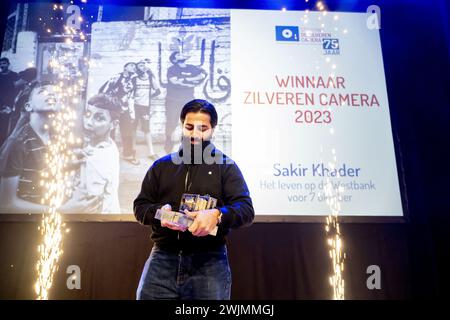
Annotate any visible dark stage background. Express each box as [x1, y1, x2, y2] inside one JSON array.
[[0, 0, 449, 299]]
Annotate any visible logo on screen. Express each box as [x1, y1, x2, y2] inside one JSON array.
[[322, 38, 340, 55], [275, 26, 299, 42]]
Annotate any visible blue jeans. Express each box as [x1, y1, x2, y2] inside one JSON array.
[[136, 246, 232, 300]]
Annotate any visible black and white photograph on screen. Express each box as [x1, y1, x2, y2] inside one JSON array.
[[0, 3, 231, 214], [87, 8, 231, 213]]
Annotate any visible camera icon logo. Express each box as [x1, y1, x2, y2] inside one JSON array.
[[275, 26, 300, 42]]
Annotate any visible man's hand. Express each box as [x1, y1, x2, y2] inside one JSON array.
[[160, 204, 187, 232], [186, 209, 221, 237]]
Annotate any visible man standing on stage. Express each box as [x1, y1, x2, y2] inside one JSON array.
[[134, 99, 254, 300]]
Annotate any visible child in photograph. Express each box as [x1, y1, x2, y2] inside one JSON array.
[[80, 94, 122, 213]]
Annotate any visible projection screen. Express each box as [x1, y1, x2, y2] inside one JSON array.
[[0, 3, 404, 220]]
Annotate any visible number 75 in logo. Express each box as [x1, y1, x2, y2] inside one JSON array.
[[323, 38, 340, 50]]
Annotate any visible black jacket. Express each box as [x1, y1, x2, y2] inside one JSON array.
[[133, 145, 254, 253]]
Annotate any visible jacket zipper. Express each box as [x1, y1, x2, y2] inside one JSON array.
[[179, 166, 190, 243]]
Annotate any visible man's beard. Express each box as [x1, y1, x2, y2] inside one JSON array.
[[180, 136, 212, 164]]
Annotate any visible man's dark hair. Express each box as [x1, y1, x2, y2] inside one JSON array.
[[87, 94, 121, 121], [0, 57, 10, 64], [180, 99, 218, 128]]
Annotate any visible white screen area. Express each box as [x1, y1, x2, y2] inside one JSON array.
[[230, 10, 403, 217]]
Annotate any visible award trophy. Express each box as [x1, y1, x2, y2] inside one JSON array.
[[155, 194, 219, 236]]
